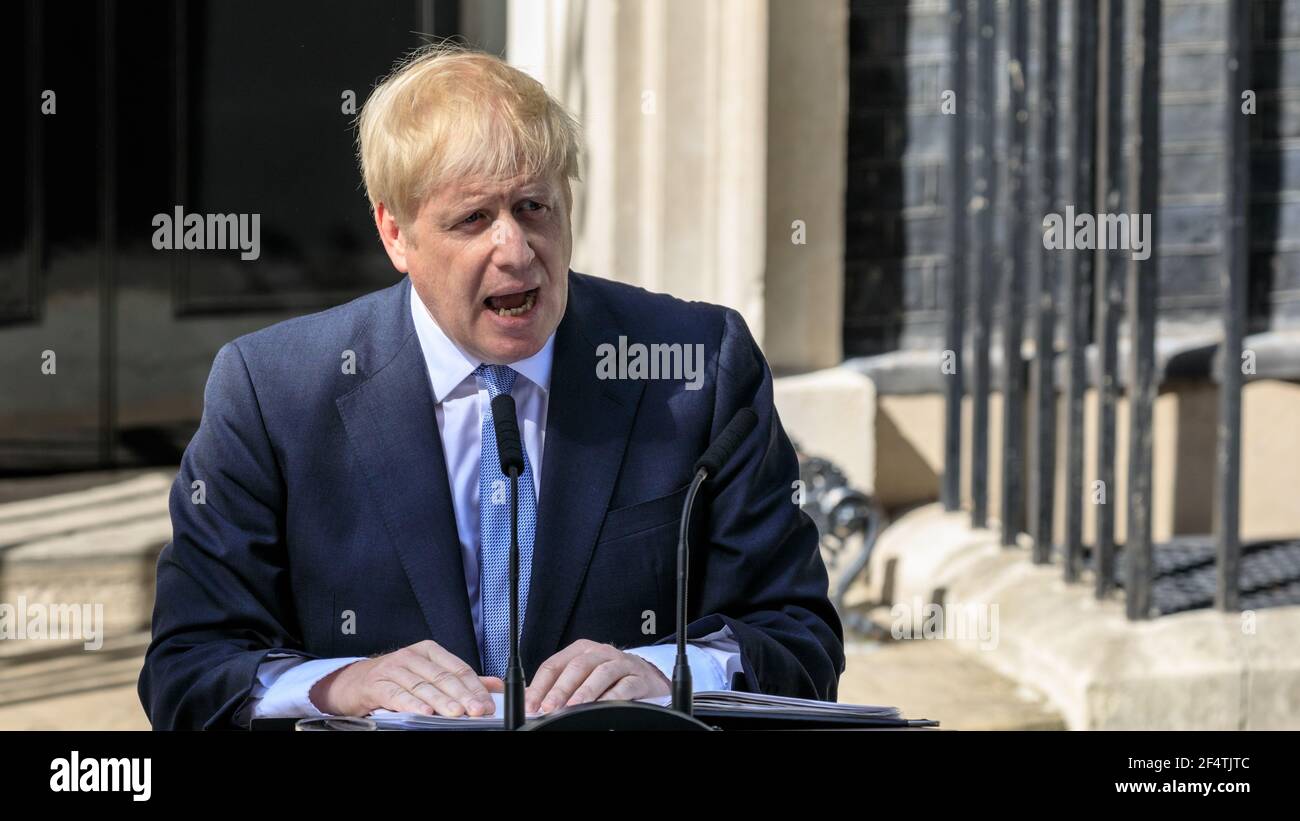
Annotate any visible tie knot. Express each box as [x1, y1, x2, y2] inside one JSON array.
[[476, 364, 519, 399]]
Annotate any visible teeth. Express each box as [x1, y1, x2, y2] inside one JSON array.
[[495, 291, 535, 317]]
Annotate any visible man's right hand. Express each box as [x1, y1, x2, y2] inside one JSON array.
[[309, 640, 502, 718]]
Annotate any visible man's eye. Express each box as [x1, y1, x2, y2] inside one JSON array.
[[519, 200, 545, 213], [461, 212, 483, 225]]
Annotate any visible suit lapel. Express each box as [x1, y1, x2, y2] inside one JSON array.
[[334, 278, 481, 671], [521, 275, 646, 671]]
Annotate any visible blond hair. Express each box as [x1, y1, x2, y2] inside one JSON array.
[[357, 44, 582, 228]]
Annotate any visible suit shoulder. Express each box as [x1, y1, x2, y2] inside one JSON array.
[[226, 280, 401, 363], [569, 271, 732, 340]]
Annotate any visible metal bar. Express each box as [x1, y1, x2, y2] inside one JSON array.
[[99, 0, 117, 468], [1001, 0, 1029, 546], [1216, 0, 1250, 613], [943, 0, 970, 513], [1063, 0, 1097, 584], [1093, 0, 1124, 598], [1030, 0, 1060, 564], [170, 0, 190, 319], [26, 0, 45, 321], [970, 0, 997, 530], [1125, 0, 1161, 621]]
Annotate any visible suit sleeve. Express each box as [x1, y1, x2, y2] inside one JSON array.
[[660, 308, 846, 701], [138, 342, 319, 730]]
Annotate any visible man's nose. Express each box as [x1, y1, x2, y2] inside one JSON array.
[[490, 218, 535, 271]]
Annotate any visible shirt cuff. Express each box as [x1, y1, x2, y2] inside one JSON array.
[[625, 635, 736, 693], [245, 656, 367, 723]]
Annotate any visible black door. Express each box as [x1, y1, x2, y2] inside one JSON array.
[[1, 0, 497, 473]]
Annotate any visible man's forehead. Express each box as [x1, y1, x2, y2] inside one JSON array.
[[442, 174, 556, 200]]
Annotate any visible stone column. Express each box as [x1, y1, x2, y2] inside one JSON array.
[[508, 0, 846, 372]]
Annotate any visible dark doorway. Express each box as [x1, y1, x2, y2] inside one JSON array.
[[1, 0, 503, 473]]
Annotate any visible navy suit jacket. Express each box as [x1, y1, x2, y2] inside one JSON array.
[[138, 272, 844, 729]]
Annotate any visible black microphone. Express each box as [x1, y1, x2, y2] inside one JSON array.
[[490, 393, 526, 730], [672, 408, 759, 715], [694, 408, 760, 476]]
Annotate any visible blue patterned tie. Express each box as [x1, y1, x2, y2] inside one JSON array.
[[476, 364, 536, 678]]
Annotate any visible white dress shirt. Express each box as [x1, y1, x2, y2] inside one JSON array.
[[237, 286, 741, 724]]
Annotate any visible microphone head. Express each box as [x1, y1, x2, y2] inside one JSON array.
[[694, 408, 759, 477], [490, 394, 525, 475]]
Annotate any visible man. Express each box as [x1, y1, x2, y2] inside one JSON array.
[[138, 46, 843, 730]]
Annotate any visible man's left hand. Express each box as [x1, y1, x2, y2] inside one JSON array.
[[525, 639, 670, 713]]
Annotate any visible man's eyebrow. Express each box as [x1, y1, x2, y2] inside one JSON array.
[[445, 183, 555, 209], [436, 177, 559, 213], [519, 186, 556, 200]]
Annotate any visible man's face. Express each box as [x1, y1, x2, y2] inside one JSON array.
[[376, 172, 572, 364]]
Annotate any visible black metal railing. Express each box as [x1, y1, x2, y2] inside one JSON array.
[[941, 0, 1253, 620], [1216, 0, 1251, 613]]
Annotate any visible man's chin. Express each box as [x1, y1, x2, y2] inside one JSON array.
[[474, 333, 548, 366], [473, 307, 559, 364]]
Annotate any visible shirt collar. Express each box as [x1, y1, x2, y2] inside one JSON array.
[[409, 283, 555, 403]]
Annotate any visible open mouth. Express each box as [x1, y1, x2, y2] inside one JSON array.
[[484, 287, 538, 318]]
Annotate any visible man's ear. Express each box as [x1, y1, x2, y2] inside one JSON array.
[[374, 202, 412, 273]]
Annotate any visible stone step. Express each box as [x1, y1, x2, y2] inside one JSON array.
[[838, 636, 1066, 731], [0, 470, 174, 639]]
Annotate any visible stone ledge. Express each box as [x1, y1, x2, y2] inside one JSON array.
[[841, 329, 1300, 397], [867, 503, 1300, 729], [0, 470, 173, 638]]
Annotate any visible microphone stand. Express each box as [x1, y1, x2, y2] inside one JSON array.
[[672, 466, 708, 716], [517, 404, 755, 731], [505, 463, 525, 731]]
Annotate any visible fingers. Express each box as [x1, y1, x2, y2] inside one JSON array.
[[406, 656, 495, 717], [412, 642, 496, 716], [380, 682, 441, 716], [565, 659, 636, 707], [360, 640, 496, 718], [596, 675, 651, 702], [367, 639, 658, 720], [528, 641, 623, 713], [525, 640, 596, 712], [383, 668, 466, 717]]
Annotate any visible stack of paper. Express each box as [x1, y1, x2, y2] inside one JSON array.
[[364, 691, 922, 729], [367, 693, 530, 730], [645, 690, 903, 720]]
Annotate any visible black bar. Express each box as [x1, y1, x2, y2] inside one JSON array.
[[1124, 0, 1161, 621], [170, 2, 190, 318], [943, 0, 970, 513], [1001, 0, 1029, 546], [1029, 0, 1060, 564], [26, 0, 45, 317], [970, 0, 997, 530], [99, 0, 117, 467], [1063, 0, 1097, 583], [1215, 0, 1250, 613], [1093, 0, 1124, 598]]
